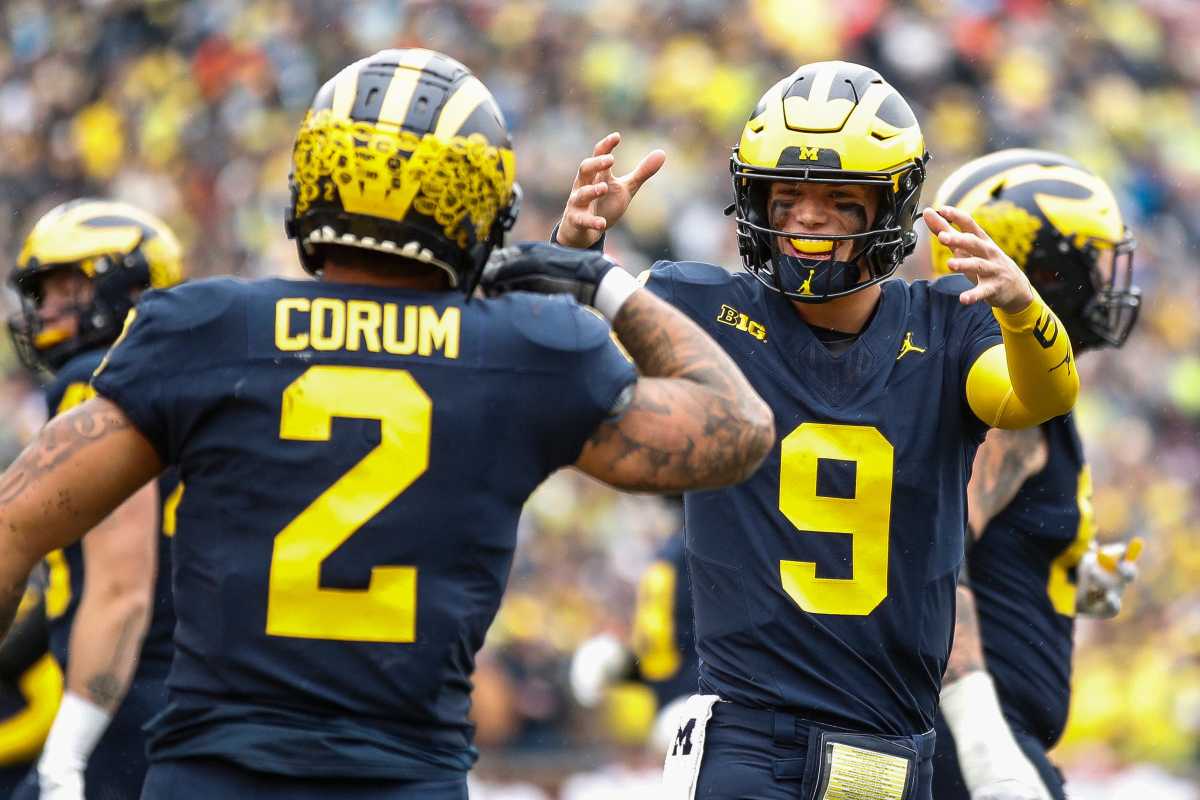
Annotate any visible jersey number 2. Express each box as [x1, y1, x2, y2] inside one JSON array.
[[778, 423, 894, 616], [266, 365, 431, 642]]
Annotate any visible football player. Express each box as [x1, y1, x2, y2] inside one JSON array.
[[6, 200, 184, 800], [569, 515, 699, 752], [929, 151, 1142, 800], [546, 61, 1080, 799], [0, 49, 773, 799]]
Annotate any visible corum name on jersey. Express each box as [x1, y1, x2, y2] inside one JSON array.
[[274, 297, 460, 358]]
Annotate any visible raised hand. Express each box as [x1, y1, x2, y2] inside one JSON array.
[[480, 242, 621, 308], [1076, 537, 1143, 618], [923, 206, 1035, 314], [555, 132, 666, 249]]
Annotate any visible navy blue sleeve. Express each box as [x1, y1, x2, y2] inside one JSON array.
[[90, 280, 241, 465], [639, 259, 735, 327], [508, 295, 637, 469]]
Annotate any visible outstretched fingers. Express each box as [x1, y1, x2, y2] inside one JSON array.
[[618, 149, 667, 196], [935, 205, 989, 239], [566, 182, 610, 231]]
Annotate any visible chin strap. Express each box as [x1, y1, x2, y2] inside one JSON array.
[[464, 183, 523, 303]]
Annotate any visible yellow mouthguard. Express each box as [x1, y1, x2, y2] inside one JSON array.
[[33, 327, 72, 348], [789, 238, 834, 255]]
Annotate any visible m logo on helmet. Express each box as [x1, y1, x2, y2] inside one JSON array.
[[798, 145, 819, 161]]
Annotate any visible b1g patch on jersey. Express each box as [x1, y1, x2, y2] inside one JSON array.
[[716, 304, 767, 342], [662, 694, 721, 799]]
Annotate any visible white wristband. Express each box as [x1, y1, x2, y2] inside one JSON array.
[[593, 267, 641, 321], [39, 691, 112, 771], [939, 672, 1048, 797]]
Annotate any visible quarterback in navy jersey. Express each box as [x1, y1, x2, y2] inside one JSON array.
[[0, 49, 772, 800], [929, 152, 1142, 800], [5, 199, 183, 800], [553, 61, 1081, 799]]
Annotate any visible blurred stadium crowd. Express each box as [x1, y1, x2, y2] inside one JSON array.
[[0, 0, 1196, 797]]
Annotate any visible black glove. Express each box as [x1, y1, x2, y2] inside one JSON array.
[[480, 241, 619, 306]]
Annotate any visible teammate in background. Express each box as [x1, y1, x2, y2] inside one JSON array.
[[0, 49, 772, 799], [569, 502, 699, 752], [6, 200, 183, 800], [548, 61, 1080, 798], [929, 151, 1143, 800], [0, 580, 61, 795]]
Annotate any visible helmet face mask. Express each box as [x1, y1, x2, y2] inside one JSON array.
[[284, 49, 519, 294], [1032, 232, 1139, 351], [733, 158, 926, 301], [731, 61, 928, 303], [1082, 236, 1139, 348]]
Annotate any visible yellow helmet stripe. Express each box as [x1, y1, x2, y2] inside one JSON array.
[[432, 76, 492, 140], [331, 61, 364, 119], [377, 50, 436, 126]]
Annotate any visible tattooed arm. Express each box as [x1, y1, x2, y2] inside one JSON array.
[[481, 242, 774, 492], [34, 479, 159, 793], [574, 289, 775, 491], [66, 480, 158, 710], [944, 583, 985, 685], [966, 426, 1048, 540], [942, 579, 1053, 798], [941, 427, 1055, 798], [0, 399, 162, 643]]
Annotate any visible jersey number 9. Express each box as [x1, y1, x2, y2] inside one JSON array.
[[778, 423, 894, 616]]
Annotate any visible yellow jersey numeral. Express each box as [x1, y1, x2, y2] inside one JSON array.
[[778, 423, 894, 616], [631, 561, 681, 681], [266, 365, 431, 642], [1047, 465, 1095, 616]]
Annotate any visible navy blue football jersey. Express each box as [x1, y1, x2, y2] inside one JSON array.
[[630, 531, 698, 707], [964, 415, 1091, 747], [90, 277, 636, 779], [42, 349, 177, 679], [643, 263, 1001, 736]]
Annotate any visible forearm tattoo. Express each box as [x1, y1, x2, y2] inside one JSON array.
[[0, 402, 131, 506], [969, 427, 1045, 534], [589, 291, 773, 491], [0, 402, 131, 639], [84, 613, 142, 710]]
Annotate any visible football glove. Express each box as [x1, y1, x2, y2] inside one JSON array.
[[480, 242, 638, 320], [569, 633, 635, 708], [1076, 537, 1143, 618]]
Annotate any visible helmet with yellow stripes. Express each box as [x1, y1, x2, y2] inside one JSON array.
[[931, 149, 1139, 350], [8, 199, 184, 372], [285, 49, 520, 293], [732, 61, 928, 302]]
